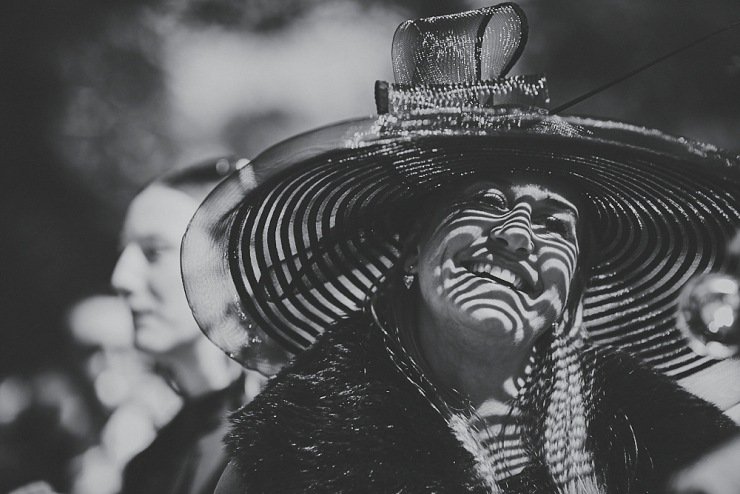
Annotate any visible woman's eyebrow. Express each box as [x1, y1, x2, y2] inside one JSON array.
[[539, 197, 578, 215], [476, 190, 507, 201]]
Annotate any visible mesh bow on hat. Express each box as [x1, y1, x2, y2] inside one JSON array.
[[182, 3, 740, 378]]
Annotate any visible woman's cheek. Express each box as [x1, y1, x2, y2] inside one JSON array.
[[540, 255, 575, 285]]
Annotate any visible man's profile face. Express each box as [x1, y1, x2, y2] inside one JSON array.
[[415, 180, 580, 346], [111, 184, 204, 355]]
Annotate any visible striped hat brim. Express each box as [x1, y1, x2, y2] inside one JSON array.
[[182, 111, 740, 378]]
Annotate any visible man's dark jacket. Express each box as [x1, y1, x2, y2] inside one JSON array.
[[121, 379, 243, 494]]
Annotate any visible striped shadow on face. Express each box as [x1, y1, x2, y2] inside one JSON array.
[[414, 180, 580, 348]]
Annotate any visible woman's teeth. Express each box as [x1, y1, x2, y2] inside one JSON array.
[[470, 262, 524, 289]]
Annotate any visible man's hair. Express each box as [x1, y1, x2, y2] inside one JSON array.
[[156, 156, 239, 203]]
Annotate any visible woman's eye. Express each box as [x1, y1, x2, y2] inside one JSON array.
[[541, 216, 568, 236], [473, 196, 507, 210]]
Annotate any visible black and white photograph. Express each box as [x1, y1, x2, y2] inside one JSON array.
[[2, 1, 740, 493]]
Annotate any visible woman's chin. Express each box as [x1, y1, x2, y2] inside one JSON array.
[[457, 309, 538, 345]]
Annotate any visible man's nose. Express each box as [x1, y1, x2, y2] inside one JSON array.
[[489, 209, 534, 256], [111, 245, 146, 297]]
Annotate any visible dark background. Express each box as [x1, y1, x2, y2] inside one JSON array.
[[2, 0, 739, 375]]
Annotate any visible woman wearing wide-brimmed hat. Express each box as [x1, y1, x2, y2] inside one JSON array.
[[182, 5, 739, 493]]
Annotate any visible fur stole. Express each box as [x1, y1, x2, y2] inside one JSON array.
[[225, 315, 736, 493]]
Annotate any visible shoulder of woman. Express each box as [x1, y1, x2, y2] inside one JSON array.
[[582, 344, 736, 429], [223, 312, 407, 454], [583, 344, 729, 413], [220, 312, 481, 491], [582, 344, 738, 490]]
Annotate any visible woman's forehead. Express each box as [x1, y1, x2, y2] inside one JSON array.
[[459, 180, 579, 213]]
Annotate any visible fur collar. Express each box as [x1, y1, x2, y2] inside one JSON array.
[[225, 314, 736, 493]]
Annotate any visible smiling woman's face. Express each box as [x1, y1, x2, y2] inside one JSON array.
[[415, 181, 580, 345]]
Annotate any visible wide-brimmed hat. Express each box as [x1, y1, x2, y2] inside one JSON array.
[[182, 3, 740, 378]]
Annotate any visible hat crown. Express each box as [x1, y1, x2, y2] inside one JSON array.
[[377, 4, 547, 115], [392, 3, 528, 84]]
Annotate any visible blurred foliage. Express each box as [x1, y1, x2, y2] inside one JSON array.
[[510, 0, 740, 149], [174, 0, 469, 30], [55, 8, 174, 208]]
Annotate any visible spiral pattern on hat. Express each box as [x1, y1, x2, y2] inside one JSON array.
[[225, 133, 739, 377]]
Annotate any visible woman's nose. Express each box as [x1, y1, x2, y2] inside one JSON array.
[[489, 209, 534, 256], [111, 245, 146, 297]]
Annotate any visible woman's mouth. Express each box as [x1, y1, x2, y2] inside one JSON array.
[[459, 256, 537, 294], [467, 261, 524, 290]]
